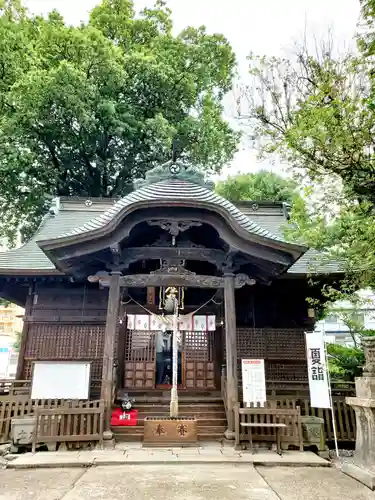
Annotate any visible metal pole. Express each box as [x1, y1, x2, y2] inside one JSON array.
[[323, 323, 340, 459]]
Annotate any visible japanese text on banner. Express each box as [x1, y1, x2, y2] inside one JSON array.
[[305, 331, 331, 409]]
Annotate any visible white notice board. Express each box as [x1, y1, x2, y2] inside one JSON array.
[[31, 361, 91, 400], [241, 359, 266, 407]]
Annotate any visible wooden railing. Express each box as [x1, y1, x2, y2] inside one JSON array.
[[234, 402, 303, 451], [0, 396, 62, 443], [0, 379, 31, 397], [265, 380, 355, 397], [0, 395, 104, 445], [32, 400, 104, 452], [295, 396, 356, 442], [220, 374, 356, 443]]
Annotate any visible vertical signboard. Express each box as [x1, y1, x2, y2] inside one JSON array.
[[241, 359, 266, 407], [305, 331, 331, 409]]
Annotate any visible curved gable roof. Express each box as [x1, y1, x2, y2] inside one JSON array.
[[51, 178, 288, 244]]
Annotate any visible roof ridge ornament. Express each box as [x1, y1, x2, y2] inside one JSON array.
[[168, 160, 181, 176], [133, 159, 214, 190]]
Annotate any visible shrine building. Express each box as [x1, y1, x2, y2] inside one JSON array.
[[0, 161, 339, 440]]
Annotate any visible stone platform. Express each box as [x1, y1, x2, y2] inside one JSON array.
[[7, 443, 329, 469]]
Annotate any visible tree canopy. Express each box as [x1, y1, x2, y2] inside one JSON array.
[[0, 0, 238, 244], [215, 170, 299, 203], [237, 7, 375, 296]]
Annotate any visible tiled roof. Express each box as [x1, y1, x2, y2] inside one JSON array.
[[54, 179, 286, 243], [0, 183, 340, 275], [0, 209, 105, 271], [238, 204, 341, 274]]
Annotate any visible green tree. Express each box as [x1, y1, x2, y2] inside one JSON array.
[[358, 0, 375, 55], [238, 21, 375, 294], [326, 343, 364, 381], [323, 294, 374, 380], [215, 170, 298, 203], [12, 330, 21, 352], [0, 0, 238, 244], [242, 46, 374, 204]]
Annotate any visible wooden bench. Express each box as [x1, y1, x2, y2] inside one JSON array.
[[234, 404, 303, 455]]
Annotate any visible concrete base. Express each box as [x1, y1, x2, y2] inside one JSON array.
[[341, 462, 375, 490], [102, 431, 114, 450], [7, 447, 330, 470], [102, 439, 115, 450], [318, 450, 330, 460], [224, 429, 235, 440], [103, 430, 113, 440]]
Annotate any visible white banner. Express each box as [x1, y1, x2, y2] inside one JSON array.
[[127, 314, 216, 331], [241, 359, 266, 407], [305, 331, 331, 409]]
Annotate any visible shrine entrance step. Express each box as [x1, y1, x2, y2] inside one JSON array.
[[117, 389, 221, 403], [112, 394, 227, 443]]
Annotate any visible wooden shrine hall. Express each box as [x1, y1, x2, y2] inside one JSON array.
[[0, 161, 339, 441]]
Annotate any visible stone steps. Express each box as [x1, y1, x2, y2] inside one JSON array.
[[112, 399, 227, 443], [113, 417, 227, 428], [136, 417, 227, 426], [137, 412, 226, 419]]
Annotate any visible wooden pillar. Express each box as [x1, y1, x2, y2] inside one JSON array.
[[224, 273, 238, 439], [101, 272, 121, 437], [16, 282, 34, 380]]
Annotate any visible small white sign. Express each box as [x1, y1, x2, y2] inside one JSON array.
[[241, 359, 266, 407], [31, 361, 91, 400], [306, 331, 331, 409]]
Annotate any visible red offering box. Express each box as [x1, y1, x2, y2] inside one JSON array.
[[110, 408, 138, 426]]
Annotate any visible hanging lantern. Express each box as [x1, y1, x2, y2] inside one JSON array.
[[164, 295, 175, 313], [160, 286, 184, 312]]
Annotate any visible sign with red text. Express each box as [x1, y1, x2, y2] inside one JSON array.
[[241, 359, 266, 407]]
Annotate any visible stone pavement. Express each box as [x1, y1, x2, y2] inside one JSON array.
[[1, 464, 375, 500], [7, 443, 329, 469]]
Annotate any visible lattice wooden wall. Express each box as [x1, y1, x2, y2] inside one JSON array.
[[18, 283, 109, 397], [235, 328, 308, 381], [23, 323, 105, 391], [122, 329, 217, 389], [182, 331, 215, 389], [124, 330, 156, 389], [19, 279, 309, 394], [30, 284, 108, 320]]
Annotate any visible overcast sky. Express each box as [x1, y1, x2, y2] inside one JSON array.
[[24, 0, 361, 175]]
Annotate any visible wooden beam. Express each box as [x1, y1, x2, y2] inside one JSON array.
[[93, 272, 256, 289], [147, 287, 155, 305], [16, 283, 34, 380], [118, 274, 225, 289], [101, 272, 121, 438], [224, 273, 238, 439], [118, 246, 227, 270]]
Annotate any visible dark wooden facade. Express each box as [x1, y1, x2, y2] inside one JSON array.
[[0, 164, 339, 440], [17, 277, 311, 395]]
